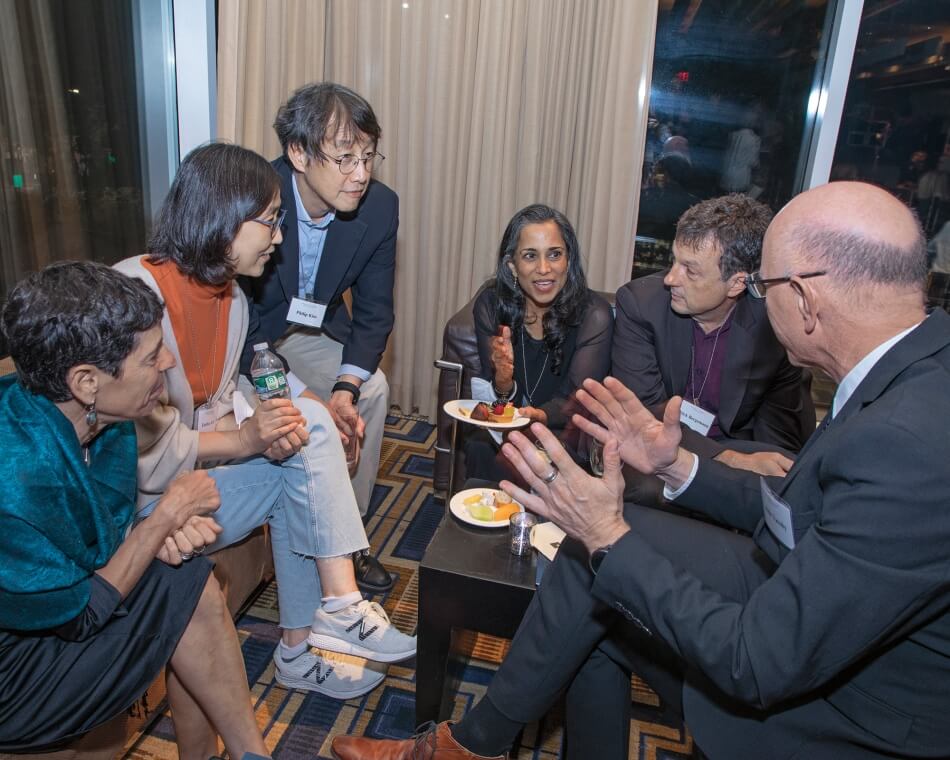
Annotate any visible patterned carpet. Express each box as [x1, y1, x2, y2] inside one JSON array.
[[128, 413, 698, 759]]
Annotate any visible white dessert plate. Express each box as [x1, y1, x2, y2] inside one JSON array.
[[443, 399, 531, 430]]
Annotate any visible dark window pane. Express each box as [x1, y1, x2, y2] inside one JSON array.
[[0, 0, 152, 301], [634, 0, 833, 278], [830, 0, 950, 311]]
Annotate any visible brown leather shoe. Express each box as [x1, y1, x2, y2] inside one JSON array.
[[331, 720, 506, 759]]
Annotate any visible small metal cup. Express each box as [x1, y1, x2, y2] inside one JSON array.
[[509, 511, 538, 556]]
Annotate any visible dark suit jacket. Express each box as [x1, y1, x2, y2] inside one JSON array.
[[595, 309, 950, 758], [239, 156, 399, 376], [612, 273, 814, 458]]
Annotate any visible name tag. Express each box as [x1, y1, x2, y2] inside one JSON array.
[[760, 477, 795, 549], [680, 400, 715, 436], [287, 297, 327, 328], [194, 403, 217, 432]]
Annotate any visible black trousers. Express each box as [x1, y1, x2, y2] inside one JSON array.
[[483, 502, 772, 760]]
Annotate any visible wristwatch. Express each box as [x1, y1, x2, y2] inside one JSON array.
[[331, 380, 361, 404], [588, 544, 613, 575]]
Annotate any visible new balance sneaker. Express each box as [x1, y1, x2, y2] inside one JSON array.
[[308, 600, 417, 663], [273, 647, 385, 699]]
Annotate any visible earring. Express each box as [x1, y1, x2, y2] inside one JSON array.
[[85, 401, 98, 428]]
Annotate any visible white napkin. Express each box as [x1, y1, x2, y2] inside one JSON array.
[[232, 390, 255, 427], [470, 377, 504, 445], [530, 521, 566, 562]]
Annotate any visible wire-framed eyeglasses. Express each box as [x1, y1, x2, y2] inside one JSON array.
[[745, 270, 827, 299], [328, 152, 385, 175]]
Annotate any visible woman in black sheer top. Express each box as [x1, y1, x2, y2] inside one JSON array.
[[465, 204, 613, 480]]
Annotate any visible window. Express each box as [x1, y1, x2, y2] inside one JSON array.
[[829, 0, 950, 310], [633, 0, 836, 278], [0, 0, 177, 302]]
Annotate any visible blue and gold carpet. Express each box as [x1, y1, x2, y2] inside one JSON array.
[[129, 413, 697, 759]]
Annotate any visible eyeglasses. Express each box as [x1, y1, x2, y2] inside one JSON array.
[[745, 270, 827, 299], [328, 152, 385, 175], [251, 208, 286, 238]]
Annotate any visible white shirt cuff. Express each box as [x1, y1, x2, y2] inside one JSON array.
[[338, 363, 372, 383], [662, 453, 699, 501], [286, 372, 308, 399]]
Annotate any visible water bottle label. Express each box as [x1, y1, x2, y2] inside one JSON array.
[[253, 370, 287, 396]]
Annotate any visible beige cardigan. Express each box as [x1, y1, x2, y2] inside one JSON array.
[[114, 255, 250, 506]]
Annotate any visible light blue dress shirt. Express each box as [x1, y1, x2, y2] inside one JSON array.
[[291, 176, 370, 382]]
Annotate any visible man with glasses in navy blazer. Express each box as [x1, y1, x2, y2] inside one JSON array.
[[241, 82, 397, 592]]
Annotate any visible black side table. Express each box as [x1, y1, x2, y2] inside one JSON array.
[[416, 514, 537, 725]]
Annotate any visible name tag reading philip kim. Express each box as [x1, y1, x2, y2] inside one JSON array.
[[760, 477, 796, 549], [679, 400, 715, 436], [287, 297, 327, 329]]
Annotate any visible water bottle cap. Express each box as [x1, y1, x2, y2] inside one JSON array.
[[253, 343, 268, 351]]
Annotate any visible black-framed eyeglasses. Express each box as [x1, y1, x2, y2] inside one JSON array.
[[745, 270, 827, 299], [251, 208, 286, 238], [328, 152, 385, 175]]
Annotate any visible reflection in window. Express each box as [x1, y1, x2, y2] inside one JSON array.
[[0, 0, 152, 300], [634, 0, 832, 278], [829, 0, 950, 311]]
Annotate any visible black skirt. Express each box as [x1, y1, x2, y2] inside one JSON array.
[[0, 557, 212, 751]]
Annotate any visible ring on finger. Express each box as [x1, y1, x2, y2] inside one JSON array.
[[541, 468, 559, 484], [193, 546, 205, 556], [180, 551, 194, 561]]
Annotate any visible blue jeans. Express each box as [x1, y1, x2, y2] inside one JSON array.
[[141, 398, 368, 630]]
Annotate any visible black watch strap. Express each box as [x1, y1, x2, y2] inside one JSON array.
[[588, 544, 613, 576], [331, 380, 361, 404]]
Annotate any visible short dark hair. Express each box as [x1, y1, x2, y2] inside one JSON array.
[[675, 194, 773, 279], [494, 204, 590, 374], [1, 261, 164, 402], [147, 142, 279, 286], [791, 223, 928, 292], [274, 82, 381, 161]]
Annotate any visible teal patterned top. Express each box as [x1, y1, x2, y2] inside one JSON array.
[[0, 375, 138, 630]]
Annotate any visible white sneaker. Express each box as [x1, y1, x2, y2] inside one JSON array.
[[272, 647, 385, 699], [308, 600, 417, 663]]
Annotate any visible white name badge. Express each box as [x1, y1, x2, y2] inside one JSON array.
[[287, 297, 327, 329], [760, 477, 796, 549], [680, 400, 715, 436], [194, 403, 217, 432]]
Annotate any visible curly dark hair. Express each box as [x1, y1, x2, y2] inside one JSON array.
[[494, 204, 590, 374], [274, 82, 381, 161], [675, 194, 773, 279], [1, 261, 164, 402], [146, 142, 280, 286]]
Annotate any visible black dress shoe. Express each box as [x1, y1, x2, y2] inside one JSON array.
[[353, 550, 394, 593]]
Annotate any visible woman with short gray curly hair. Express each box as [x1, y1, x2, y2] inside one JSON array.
[[0, 261, 269, 758]]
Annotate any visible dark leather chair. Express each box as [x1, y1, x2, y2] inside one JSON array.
[[433, 283, 616, 497]]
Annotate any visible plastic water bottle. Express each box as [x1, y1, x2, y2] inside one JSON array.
[[250, 343, 289, 400]]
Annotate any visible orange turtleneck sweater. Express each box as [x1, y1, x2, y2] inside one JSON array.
[[142, 258, 233, 409]]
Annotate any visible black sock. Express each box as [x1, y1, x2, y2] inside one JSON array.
[[449, 694, 522, 757]]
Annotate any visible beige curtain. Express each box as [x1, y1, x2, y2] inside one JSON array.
[[218, 0, 657, 418]]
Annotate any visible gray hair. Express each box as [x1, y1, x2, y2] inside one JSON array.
[[790, 222, 928, 291]]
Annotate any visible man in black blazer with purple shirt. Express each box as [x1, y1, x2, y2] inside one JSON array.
[[612, 195, 814, 482]]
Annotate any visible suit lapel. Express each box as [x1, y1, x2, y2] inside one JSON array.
[[666, 309, 693, 397], [314, 212, 368, 304], [275, 159, 300, 302], [716, 298, 756, 432]]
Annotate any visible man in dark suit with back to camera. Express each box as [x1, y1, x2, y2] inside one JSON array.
[[332, 181, 950, 759], [612, 194, 815, 485], [241, 82, 396, 591]]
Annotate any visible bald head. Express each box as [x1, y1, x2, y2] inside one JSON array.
[[765, 181, 927, 292]]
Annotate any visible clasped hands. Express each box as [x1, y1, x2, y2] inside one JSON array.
[[154, 470, 223, 566], [498, 377, 693, 553]]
